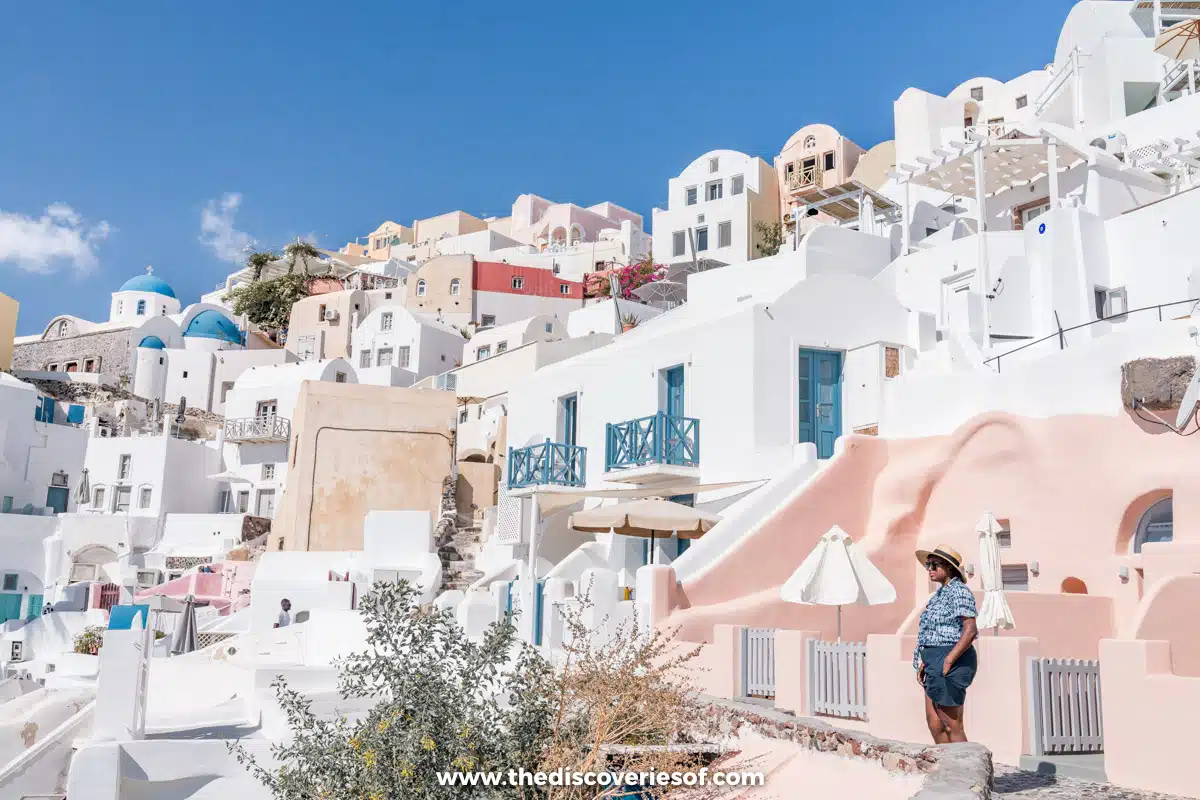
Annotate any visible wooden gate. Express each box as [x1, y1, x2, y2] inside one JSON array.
[[807, 639, 869, 720], [741, 628, 777, 699], [1027, 658, 1103, 754]]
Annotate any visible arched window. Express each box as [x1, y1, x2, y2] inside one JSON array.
[[568, 225, 583, 246], [450, 278, 461, 296], [803, 135, 817, 149], [1133, 497, 1173, 553], [136, 300, 146, 316], [56, 320, 69, 337], [416, 279, 427, 297]]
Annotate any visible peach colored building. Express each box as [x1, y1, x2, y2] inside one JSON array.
[[271, 381, 456, 552], [774, 123, 867, 236], [0, 291, 17, 372]]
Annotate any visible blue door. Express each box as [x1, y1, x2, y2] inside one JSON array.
[[533, 581, 545, 646], [662, 366, 685, 417], [560, 394, 578, 447], [25, 594, 43, 620], [798, 349, 842, 459], [0, 594, 21, 624], [46, 486, 68, 515]]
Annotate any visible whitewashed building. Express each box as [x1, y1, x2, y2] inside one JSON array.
[[352, 307, 466, 386]]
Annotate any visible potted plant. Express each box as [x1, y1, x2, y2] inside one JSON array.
[[73, 625, 106, 655], [620, 312, 640, 332]]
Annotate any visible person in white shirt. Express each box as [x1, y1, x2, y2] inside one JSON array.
[[275, 598, 292, 628]]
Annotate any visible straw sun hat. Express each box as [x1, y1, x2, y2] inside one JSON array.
[[915, 544, 967, 582]]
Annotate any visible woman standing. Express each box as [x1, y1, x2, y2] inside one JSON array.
[[913, 545, 978, 744]]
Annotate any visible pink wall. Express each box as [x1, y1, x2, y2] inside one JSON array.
[[664, 412, 1199, 649], [1128, 573, 1200, 676]]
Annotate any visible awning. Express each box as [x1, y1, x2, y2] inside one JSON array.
[[533, 479, 765, 521], [787, 180, 899, 222], [207, 471, 252, 484]]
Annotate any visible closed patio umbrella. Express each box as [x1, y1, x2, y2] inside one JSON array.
[[73, 468, 90, 506], [170, 594, 198, 655], [976, 512, 1015, 635], [569, 497, 721, 564], [1155, 19, 1200, 61], [780, 525, 896, 640]]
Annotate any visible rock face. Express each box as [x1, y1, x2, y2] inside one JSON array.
[[1120, 356, 1196, 411]]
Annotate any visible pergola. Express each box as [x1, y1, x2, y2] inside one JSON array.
[[787, 179, 901, 236]]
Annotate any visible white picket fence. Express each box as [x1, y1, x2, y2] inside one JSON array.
[[741, 628, 777, 699], [1027, 658, 1104, 754], [807, 639, 868, 720]]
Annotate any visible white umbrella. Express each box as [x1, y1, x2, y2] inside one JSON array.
[[1155, 19, 1200, 61], [73, 468, 90, 505], [780, 525, 896, 640], [569, 498, 720, 564], [207, 471, 252, 484], [170, 594, 198, 656], [976, 512, 1015, 634]]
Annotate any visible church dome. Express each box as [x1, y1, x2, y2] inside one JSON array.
[[119, 274, 177, 298], [137, 335, 167, 350], [183, 310, 243, 345]]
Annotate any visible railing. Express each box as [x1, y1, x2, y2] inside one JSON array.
[[984, 297, 1200, 373], [507, 440, 586, 489], [605, 413, 699, 471], [741, 628, 777, 699], [1162, 58, 1198, 95], [415, 369, 458, 391], [807, 639, 868, 720], [786, 161, 823, 191], [1035, 47, 1079, 117], [223, 415, 291, 443], [97, 582, 121, 612], [1028, 658, 1103, 755], [196, 631, 238, 651]]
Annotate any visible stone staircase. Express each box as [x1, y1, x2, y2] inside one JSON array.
[[438, 511, 486, 592]]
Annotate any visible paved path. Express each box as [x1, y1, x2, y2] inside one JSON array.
[[994, 765, 1194, 799]]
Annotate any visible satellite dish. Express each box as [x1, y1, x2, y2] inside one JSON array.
[[1176, 369, 1200, 430]]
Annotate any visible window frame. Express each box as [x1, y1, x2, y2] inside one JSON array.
[[117, 454, 132, 481], [416, 279, 427, 297], [694, 226, 709, 252], [450, 278, 461, 296], [476, 345, 492, 360], [672, 231, 686, 257], [377, 347, 394, 367], [138, 486, 152, 509], [511, 276, 525, 290], [685, 186, 698, 206], [380, 311, 393, 331], [731, 175, 744, 195], [706, 180, 723, 201], [717, 221, 732, 249], [360, 350, 372, 368]]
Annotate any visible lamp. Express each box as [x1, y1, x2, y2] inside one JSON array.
[[1030, 561, 1040, 575]]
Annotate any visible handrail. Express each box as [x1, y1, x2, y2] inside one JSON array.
[[984, 297, 1200, 372]]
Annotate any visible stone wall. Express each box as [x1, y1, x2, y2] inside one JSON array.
[[12, 328, 133, 377], [1120, 355, 1196, 411], [701, 697, 993, 799]]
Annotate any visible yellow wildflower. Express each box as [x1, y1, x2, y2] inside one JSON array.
[[362, 749, 377, 769], [421, 735, 436, 751]]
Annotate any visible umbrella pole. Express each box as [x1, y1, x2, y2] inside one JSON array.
[[649, 531, 655, 565], [837, 605, 842, 643]]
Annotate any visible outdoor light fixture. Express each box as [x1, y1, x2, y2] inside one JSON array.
[[1030, 561, 1040, 575], [1118, 566, 1130, 581]]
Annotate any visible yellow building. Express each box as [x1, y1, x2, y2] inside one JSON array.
[[0, 292, 17, 372]]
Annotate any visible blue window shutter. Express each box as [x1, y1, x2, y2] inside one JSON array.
[[67, 404, 85, 424]]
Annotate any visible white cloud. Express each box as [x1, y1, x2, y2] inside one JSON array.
[[0, 204, 111, 274], [199, 192, 255, 263]]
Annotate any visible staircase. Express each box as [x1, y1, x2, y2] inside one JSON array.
[[438, 510, 486, 592]]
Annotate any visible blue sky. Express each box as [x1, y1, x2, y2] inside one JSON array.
[[0, 0, 1076, 335]]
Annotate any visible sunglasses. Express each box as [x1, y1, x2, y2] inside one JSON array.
[[925, 560, 945, 571]]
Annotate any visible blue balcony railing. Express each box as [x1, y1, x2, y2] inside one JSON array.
[[605, 413, 699, 471], [507, 440, 587, 489]]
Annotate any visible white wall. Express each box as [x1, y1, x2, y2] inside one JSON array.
[[474, 291, 580, 330], [0, 375, 89, 515], [82, 435, 221, 519]]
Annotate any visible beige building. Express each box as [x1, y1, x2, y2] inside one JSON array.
[[285, 286, 405, 362], [272, 381, 457, 551], [0, 292, 17, 372], [774, 123, 867, 235], [342, 212, 489, 264]]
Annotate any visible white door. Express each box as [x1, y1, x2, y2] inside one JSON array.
[[256, 489, 276, 518], [943, 279, 972, 332]]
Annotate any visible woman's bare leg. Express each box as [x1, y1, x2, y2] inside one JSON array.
[[934, 703, 967, 743], [925, 694, 950, 743]]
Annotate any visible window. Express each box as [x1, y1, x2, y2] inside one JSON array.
[[182, 370, 189, 379], [717, 221, 732, 249], [803, 135, 817, 149], [459, 409, 468, 424], [544, 322, 553, 333], [511, 276, 525, 290], [708, 156, 719, 173], [1001, 564, 1029, 591], [84, 359, 96, 372], [360, 350, 372, 368], [559, 283, 570, 295], [481, 314, 496, 327], [117, 301, 124, 315], [731, 175, 744, 195], [884, 346, 901, 378], [477, 346, 492, 360], [138, 487, 152, 509], [672, 231, 686, 257], [2, 573, 17, 591], [256, 400, 277, 420], [1094, 285, 1128, 319], [685, 187, 698, 206], [497, 341, 508, 354], [384, 291, 393, 299], [1016, 94, 1028, 109], [136, 300, 146, 316], [56, 320, 69, 337], [236, 491, 250, 513], [450, 278, 461, 296], [397, 346, 410, 368], [996, 520, 1012, 548], [65, 362, 79, 373], [93, 487, 105, 508], [970, 86, 984, 101], [114, 486, 132, 513], [262, 463, 275, 481], [706, 180, 723, 201], [47, 364, 58, 372], [117, 454, 132, 480], [824, 151, 836, 171], [335, 371, 346, 383], [317, 304, 327, 322], [416, 279, 427, 296], [1134, 497, 1173, 553], [380, 312, 393, 331], [695, 226, 709, 251], [377, 348, 394, 367]]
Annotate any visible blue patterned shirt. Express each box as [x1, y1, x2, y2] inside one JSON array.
[[913, 578, 976, 670]]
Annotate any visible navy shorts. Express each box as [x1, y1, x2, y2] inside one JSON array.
[[921, 645, 977, 707]]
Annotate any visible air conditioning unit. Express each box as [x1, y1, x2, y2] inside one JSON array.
[[136, 570, 161, 589], [97, 426, 112, 438], [51, 471, 69, 488], [1105, 132, 1128, 160], [9, 641, 23, 662], [323, 308, 340, 322]]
